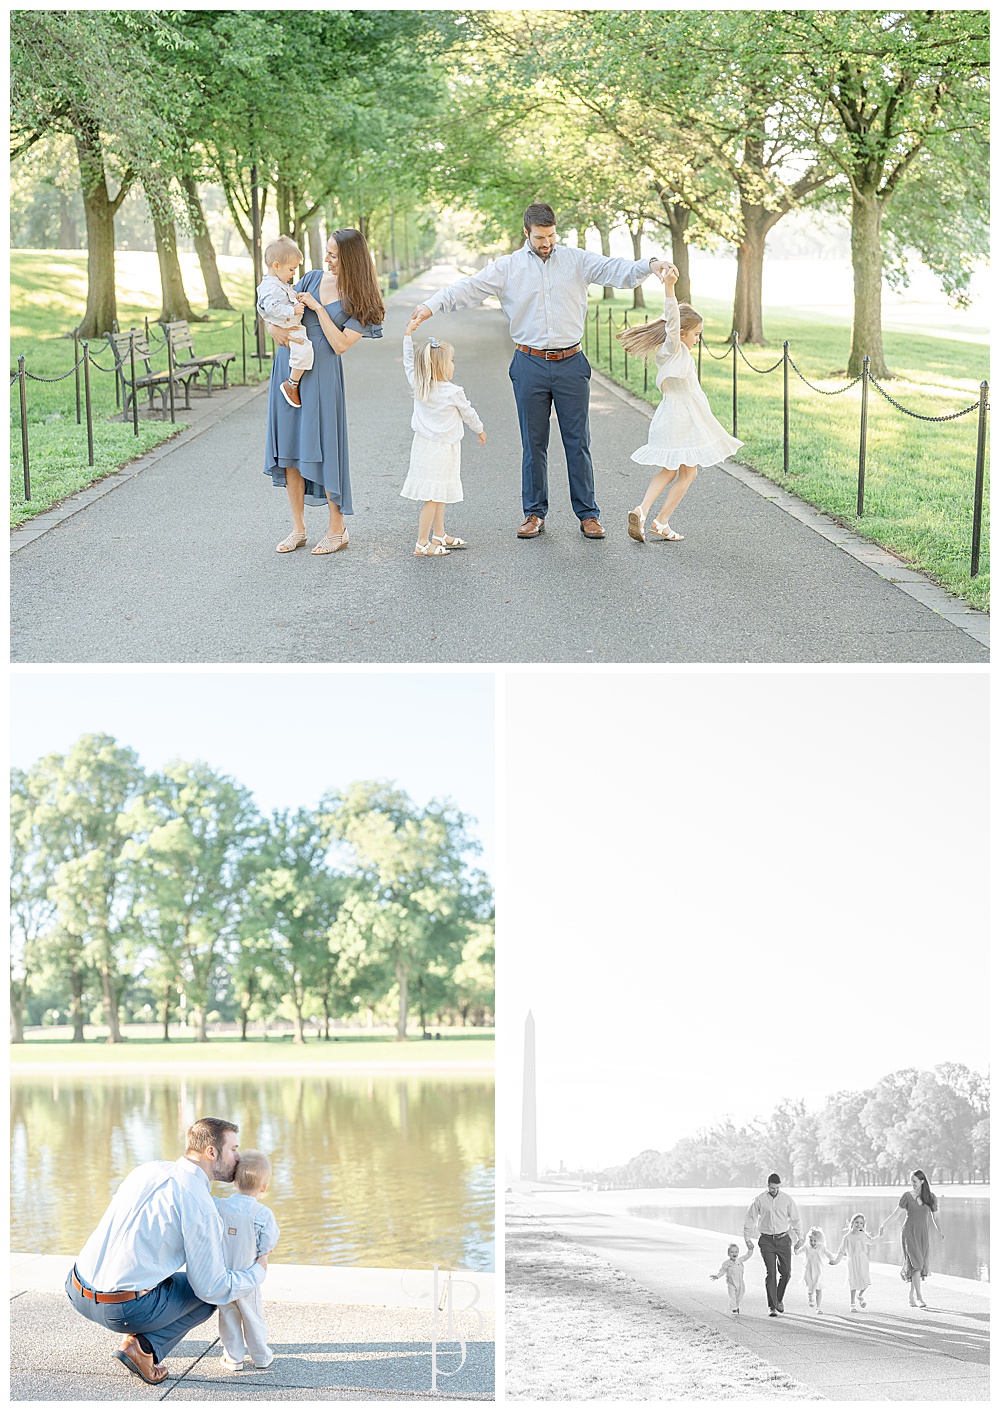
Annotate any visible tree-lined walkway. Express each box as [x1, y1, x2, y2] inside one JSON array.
[[10, 268, 988, 663], [512, 1192, 989, 1401]]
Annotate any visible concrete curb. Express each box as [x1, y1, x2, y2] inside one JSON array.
[[591, 365, 990, 650], [10, 380, 270, 555]]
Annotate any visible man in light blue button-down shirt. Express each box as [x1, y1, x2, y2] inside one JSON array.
[[407, 201, 665, 539], [66, 1117, 269, 1385]]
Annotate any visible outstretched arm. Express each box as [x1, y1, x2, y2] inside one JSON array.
[[402, 334, 415, 389], [578, 248, 664, 289], [407, 261, 508, 333]]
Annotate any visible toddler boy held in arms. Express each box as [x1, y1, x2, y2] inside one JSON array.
[[214, 1150, 280, 1370], [256, 235, 313, 409]]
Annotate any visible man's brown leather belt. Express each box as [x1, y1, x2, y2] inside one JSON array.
[[72, 1269, 154, 1303], [514, 344, 581, 361]]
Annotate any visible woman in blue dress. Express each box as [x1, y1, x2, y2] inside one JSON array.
[[264, 229, 384, 555]]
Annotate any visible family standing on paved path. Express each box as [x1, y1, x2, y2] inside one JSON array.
[[66, 1118, 280, 1385], [711, 1170, 945, 1319], [259, 201, 743, 558]]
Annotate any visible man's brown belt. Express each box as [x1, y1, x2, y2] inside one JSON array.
[[514, 344, 581, 361], [72, 1269, 154, 1303]]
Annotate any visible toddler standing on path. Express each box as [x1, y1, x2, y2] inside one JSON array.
[[401, 333, 485, 556], [710, 1242, 754, 1314], [618, 264, 743, 543], [214, 1150, 280, 1370], [802, 1226, 837, 1314]]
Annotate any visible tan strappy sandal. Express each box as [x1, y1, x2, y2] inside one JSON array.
[[651, 519, 684, 541], [276, 531, 307, 553], [311, 529, 349, 555]]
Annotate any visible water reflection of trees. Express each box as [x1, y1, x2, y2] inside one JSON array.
[[11, 1075, 494, 1269]]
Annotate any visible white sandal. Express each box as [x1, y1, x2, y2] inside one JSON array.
[[432, 534, 468, 549], [276, 531, 307, 553], [415, 541, 450, 556], [311, 529, 349, 555], [627, 508, 646, 543], [651, 519, 684, 541]]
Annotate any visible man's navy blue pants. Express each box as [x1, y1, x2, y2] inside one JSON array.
[[66, 1266, 215, 1362], [509, 348, 599, 521]]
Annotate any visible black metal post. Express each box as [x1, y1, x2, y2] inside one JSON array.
[[129, 337, 140, 436], [697, 334, 702, 385], [608, 308, 612, 370], [144, 316, 150, 345], [241, 313, 247, 385], [856, 354, 870, 516], [732, 331, 738, 437], [74, 325, 82, 424], [251, 159, 264, 359], [18, 355, 30, 501], [83, 341, 94, 466], [970, 379, 989, 577], [783, 341, 790, 475], [623, 309, 629, 381], [167, 329, 176, 423]]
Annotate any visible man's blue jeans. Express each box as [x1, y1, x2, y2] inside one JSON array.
[[66, 1266, 215, 1362], [509, 349, 598, 521]]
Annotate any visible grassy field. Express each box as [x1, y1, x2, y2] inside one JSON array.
[[10, 249, 268, 527], [12, 1030, 494, 1066], [588, 292, 990, 611]]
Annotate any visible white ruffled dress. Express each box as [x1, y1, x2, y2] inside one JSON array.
[[631, 297, 744, 469], [400, 335, 484, 503]]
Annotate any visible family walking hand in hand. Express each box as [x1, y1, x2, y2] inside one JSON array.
[[710, 1170, 946, 1320]]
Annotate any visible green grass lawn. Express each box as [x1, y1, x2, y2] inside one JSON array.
[[12, 1030, 495, 1065], [588, 292, 990, 610], [10, 249, 269, 527]]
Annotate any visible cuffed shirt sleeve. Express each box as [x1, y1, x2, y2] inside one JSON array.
[[182, 1197, 265, 1305], [787, 1198, 803, 1245], [402, 334, 416, 389], [578, 249, 653, 290], [426, 261, 507, 315], [743, 1197, 760, 1245], [256, 1208, 280, 1256], [452, 386, 484, 435]]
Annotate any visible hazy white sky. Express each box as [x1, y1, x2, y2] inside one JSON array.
[[10, 669, 495, 872], [501, 670, 989, 1173]]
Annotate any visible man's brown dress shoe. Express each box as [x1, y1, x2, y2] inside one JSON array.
[[113, 1334, 168, 1385], [517, 515, 545, 538], [580, 517, 606, 538]]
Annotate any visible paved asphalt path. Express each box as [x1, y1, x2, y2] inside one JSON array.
[[10, 267, 987, 663], [513, 1192, 989, 1402]]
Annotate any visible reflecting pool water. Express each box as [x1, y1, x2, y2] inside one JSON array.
[[11, 1072, 494, 1270]]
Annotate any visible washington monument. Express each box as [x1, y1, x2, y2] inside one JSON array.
[[521, 1010, 537, 1180]]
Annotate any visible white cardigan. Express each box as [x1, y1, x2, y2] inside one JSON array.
[[403, 335, 484, 443]]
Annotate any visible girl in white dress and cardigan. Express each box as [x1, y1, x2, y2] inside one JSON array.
[[402, 334, 486, 556], [618, 264, 743, 543]]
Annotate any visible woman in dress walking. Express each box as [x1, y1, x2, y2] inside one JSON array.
[[618, 264, 743, 543], [878, 1169, 944, 1308], [263, 229, 383, 555]]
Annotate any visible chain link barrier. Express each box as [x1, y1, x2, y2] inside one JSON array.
[[735, 342, 783, 376], [24, 357, 88, 383], [786, 355, 862, 396], [868, 373, 983, 423]]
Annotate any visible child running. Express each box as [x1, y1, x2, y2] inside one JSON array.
[[802, 1226, 837, 1314], [214, 1150, 280, 1370], [401, 332, 486, 556], [832, 1213, 882, 1312], [256, 236, 313, 409], [710, 1241, 754, 1314], [618, 263, 743, 543]]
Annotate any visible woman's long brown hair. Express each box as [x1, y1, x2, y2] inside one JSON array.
[[331, 229, 385, 329]]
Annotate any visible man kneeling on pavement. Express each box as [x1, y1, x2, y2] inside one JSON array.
[[66, 1116, 269, 1385]]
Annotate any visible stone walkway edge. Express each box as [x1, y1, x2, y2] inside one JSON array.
[[10, 1252, 495, 1310], [592, 366, 990, 650]]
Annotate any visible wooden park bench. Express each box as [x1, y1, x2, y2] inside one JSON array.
[[106, 329, 196, 419], [159, 320, 236, 397]]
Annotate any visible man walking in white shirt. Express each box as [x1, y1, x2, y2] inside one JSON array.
[[744, 1173, 805, 1316], [406, 201, 665, 540], [66, 1117, 269, 1385]]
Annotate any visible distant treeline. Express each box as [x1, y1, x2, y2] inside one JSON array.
[[11, 735, 494, 1043], [571, 1064, 989, 1189]]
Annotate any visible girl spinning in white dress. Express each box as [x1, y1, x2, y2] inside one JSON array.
[[618, 264, 743, 543], [401, 334, 486, 556]]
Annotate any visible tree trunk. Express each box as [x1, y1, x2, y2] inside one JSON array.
[[240, 1006, 249, 1040], [74, 120, 120, 339], [396, 959, 409, 1041], [69, 964, 86, 1042], [307, 220, 323, 271], [180, 175, 233, 310], [193, 1004, 208, 1043], [731, 205, 773, 345], [595, 220, 614, 300], [153, 211, 198, 324], [292, 992, 306, 1044], [659, 198, 692, 304], [100, 956, 123, 1043], [58, 190, 78, 250], [629, 225, 645, 309], [276, 178, 292, 239], [160, 982, 172, 1040], [848, 190, 888, 378], [10, 979, 25, 1043]]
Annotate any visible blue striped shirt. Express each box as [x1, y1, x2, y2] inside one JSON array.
[[426, 243, 655, 349], [75, 1157, 265, 1304]]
